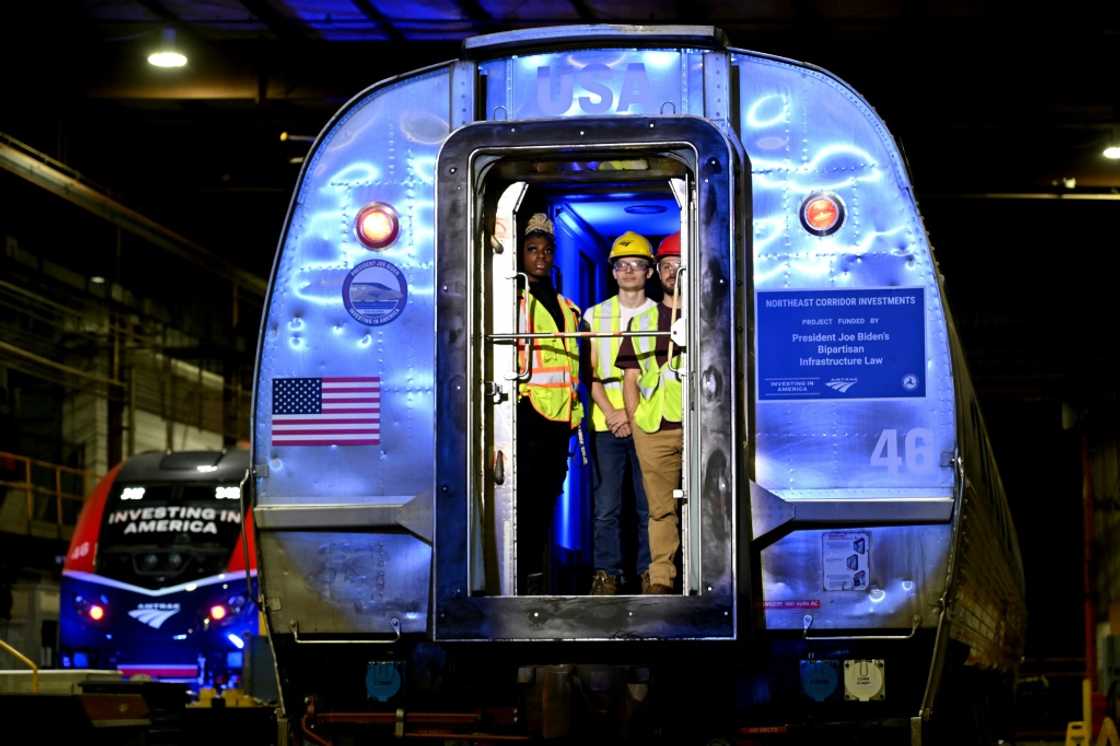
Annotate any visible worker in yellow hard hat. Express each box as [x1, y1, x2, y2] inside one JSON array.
[[584, 231, 659, 595]]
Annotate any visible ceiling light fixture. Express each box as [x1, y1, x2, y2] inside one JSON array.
[[147, 28, 188, 69], [1104, 145, 1120, 160], [624, 204, 668, 215]]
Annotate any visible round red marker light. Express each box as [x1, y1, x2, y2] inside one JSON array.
[[209, 604, 228, 621], [355, 203, 400, 250], [800, 193, 845, 236], [88, 604, 105, 622]]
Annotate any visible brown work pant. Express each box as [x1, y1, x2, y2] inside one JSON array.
[[631, 426, 682, 588]]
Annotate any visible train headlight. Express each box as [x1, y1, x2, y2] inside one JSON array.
[[356, 202, 400, 250], [76, 595, 108, 623], [800, 193, 844, 237]]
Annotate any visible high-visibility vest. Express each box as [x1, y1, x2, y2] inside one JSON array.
[[586, 296, 658, 432], [630, 306, 683, 434], [517, 289, 583, 428]]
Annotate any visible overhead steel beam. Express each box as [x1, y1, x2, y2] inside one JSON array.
[[350, 0, 405, 43], [0, 340, 124, 389], [454, 0, 494, 27], [136, 0, 181, 25], [0, 134, 267, 296], [134, 0, 218, 58], [568, 0, 596, 21], [238, 0, 316, 42]]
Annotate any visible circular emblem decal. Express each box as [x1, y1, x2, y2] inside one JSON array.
[[902, 373, 919, 391], [342, 259, 408, 326]]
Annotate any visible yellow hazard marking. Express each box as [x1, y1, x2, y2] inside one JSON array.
[[1098, 717, 1120, 746], [1066, 721, 1089, 746]]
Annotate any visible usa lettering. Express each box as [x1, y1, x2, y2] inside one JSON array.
[[536, 63, 654, 115]]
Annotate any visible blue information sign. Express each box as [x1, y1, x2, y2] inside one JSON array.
[[757, 288, 925, 401]]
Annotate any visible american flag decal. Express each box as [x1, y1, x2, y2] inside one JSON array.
[[271, 377, 380, 446]]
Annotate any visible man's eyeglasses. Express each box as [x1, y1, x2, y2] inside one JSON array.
[[659, 259, 682, 271], [612, 260, 651, 273]]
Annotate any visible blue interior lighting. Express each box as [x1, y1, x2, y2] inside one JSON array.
[[563, 196, 678, 239]]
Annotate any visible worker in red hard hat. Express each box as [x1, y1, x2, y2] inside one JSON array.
[[615, 230, 684, 594]]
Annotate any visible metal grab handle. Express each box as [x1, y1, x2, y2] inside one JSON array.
[[290, 618, 401, 644], [668, 265, 687, 373], [238, 467, 256, 606], [0, 638, 39, 693], [488, 330, 671, 341], [801, 613, 921, 641], [508, 272, 531, 381]]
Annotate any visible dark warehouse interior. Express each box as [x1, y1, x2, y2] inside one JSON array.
[[1, 2, 1119, 742]]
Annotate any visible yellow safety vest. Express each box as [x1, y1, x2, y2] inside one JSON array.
[[586, 297, 658, 432], [518, 289, 583, 428], [631, 306, 683, 434]]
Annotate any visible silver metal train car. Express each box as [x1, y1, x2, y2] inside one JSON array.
[[250, 25, 1025, 744]]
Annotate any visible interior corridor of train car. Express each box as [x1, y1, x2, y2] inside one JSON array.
[[472, 154, 688, 598]]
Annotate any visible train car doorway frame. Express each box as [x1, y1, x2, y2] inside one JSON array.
[[434, 116, 744, 641]]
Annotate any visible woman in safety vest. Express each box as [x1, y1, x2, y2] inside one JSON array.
[[516, 212, 583, 596]]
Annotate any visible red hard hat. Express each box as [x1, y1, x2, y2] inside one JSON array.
[[656, 232, 681, 259]]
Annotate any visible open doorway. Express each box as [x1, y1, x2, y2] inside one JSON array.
[[472, 152, 692, 598], [435, 117, 739, 641]]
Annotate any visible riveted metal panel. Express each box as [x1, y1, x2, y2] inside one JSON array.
[[253, 67, 451, 510], [759, 524, 951, 631], [252, 65, 453, 641], [732, 52, 956, 507], [259, 531, 430, 637]]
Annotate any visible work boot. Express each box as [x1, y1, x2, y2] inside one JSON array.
[[640, 571, 652, 595], [590, 570, 618, 595]]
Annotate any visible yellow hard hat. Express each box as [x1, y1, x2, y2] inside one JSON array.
[[608, 231, 654, 262]]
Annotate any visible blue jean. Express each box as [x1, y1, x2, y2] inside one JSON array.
[[592, 430, 650, 578]]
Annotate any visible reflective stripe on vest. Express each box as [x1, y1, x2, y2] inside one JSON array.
[[517, 289, 583, 427], [631, 306, 683, 434]]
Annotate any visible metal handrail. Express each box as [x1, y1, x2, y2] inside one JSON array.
[[667, 264, 686, 372], [511, 272, 531, 381], [0, 451, 90, 477], [291, 618, 401, 645], [802, 613, 922, 641], [488, 330, 672, 340], [0, 638, 40, 694], [0, 451, 93, 537]]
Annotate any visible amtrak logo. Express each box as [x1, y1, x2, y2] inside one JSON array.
[[128, 602, 181, 629], [902, 374, 919, 391], [825, 378, 858, 393]]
